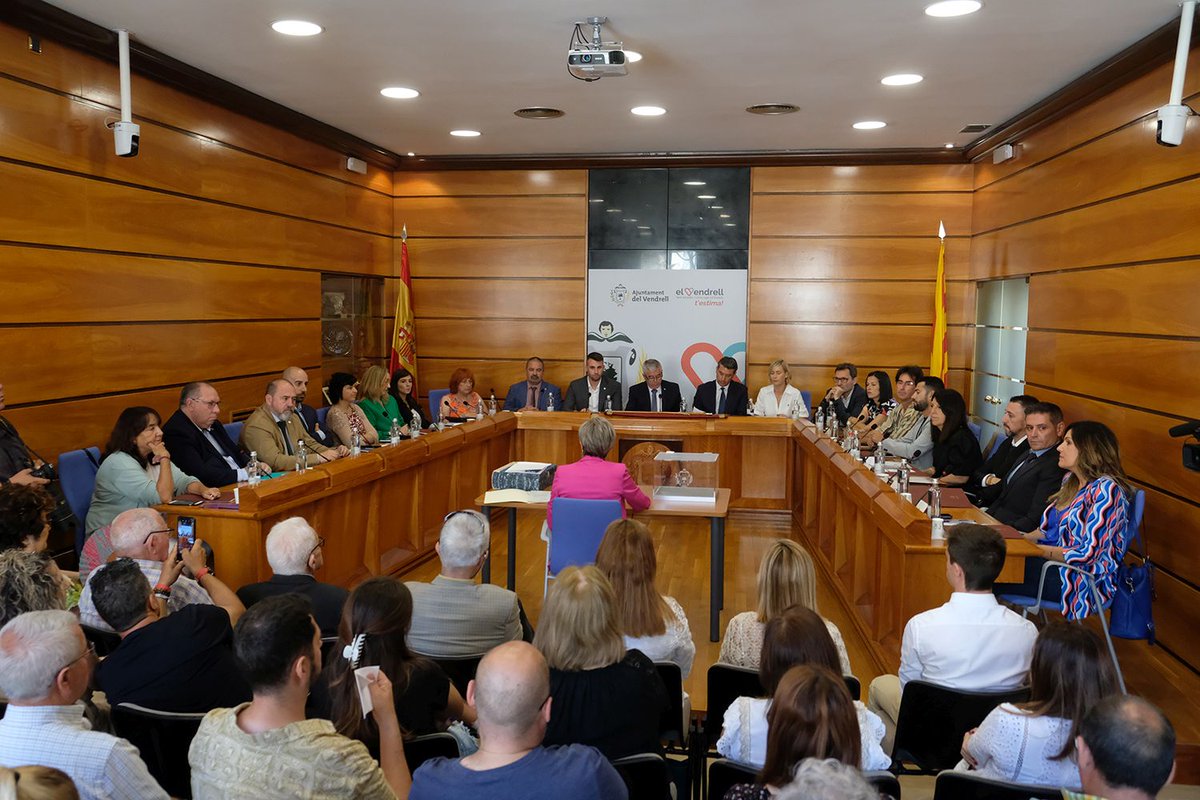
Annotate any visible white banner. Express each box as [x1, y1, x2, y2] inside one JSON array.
[[586, 270, 749, 404]]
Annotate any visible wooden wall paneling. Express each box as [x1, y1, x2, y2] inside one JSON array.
[[396, 196, 585, 238], [406, 238, 587, 279], [1, 162, 392, 273], [1149, 571, 1200, 674], [416, 320, 583, 361], [395, 170, 588, 196], [1134, 481, 1200, 586], [1028, 261, 1200, 338], [748, 323, 933, 365], [748, 280, 970, 325], [377, 446, 426, 573], [751, 194, 972, 237], [415, 432, 465, 549], [750, 237, 972, 281], [1025, 331, 1200, 420], [415, 359, 582, 403], [753, 165, 973, 194], [412, 279, 585, 320]]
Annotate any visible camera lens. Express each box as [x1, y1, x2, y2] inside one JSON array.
[[581, 53, 592, 63]]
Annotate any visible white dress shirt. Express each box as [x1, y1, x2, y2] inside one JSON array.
[[716, 696, 891, 771], [199, 424, 247, 481], [898, 592, 1037, 691], [754, 385, 806, 418], [587, 379, 601, 412]]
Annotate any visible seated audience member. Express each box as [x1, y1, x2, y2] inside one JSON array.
[[406, 510, 523, 657], [868, 523, 1037, 751], [409, 642, 627, 800], [821, 362, 867, 425], [0, 765, 79, 800], [78, 508, 216, 632], [241, 379, 347, 473], [772, 758, 878, 800], [442, 368, 484, 420], [0, 484, 54, 553], [626, 358, 682, 413], [534, 566, 667, 760], [967, 394, 1037, 503], [546, 415, 650, 531], [0, 610, 168, 799], [358, 365, 404, 439], [596, 519, 695, 677], [720, 539, 850, 674], [693, 356, 750, 416], [863, 365, 924, 446], [925, 388, 982, 485], [389, 367, 429, 429], [282, 366, 332, 445], [237, 517, 348, 638], [878, 376, 942, 470], [0, 381, 51, 487], [983, 402, 1066, 533], [0, 549, 67, 626], [324, 372, 379, 448], [723, 665, 867, 800], [90, 557, 250, 712], [503, 357, 562, 412], [849, 370, 894, 432], [189, 595, 409, 800], [995, 421, 1132, 621], [86, 406, 219, 534], [1070, 695, 1176, 800], [563, 353, 621, 413], [310, 577, 474, 758], [163, 382, 268, 488], [753, 359, 805, 418], [960, 623, 1119, 789], [717, 606, 888, 771]]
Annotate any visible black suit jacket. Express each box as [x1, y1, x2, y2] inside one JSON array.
[[563, 376, 623, 412], [693, 380, 750, 416], [969, 436, 1030, 505], [295, 403, 331, 444], [626, 380, 682, 413], [831, 384, 868, 424], [161, 409, 247, 488], [236, 574, 349, 638], [987, 449, 1068, 533]]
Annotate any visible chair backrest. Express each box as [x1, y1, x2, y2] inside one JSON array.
[[428, 389, 450, 422], [865, 769, 902, 799], [58, 446, 101, 552], [892, 680, 1031, 773], [1123, 488, 1147, 556], [708, 758, 758, 800], [547, 498, 623, 575], [932, 770, 1061, 800], [967, 420, 983, 448], [611, 752, 674, 800], [985, 432, 1006, 460], [315, 405, 330, 427], [843, 674, 862, 701], [403, 732, 460, 771], [653, 661, 686, 745], [111, 702, 207, 799], [81, 623, 122, 658], [704, 664, 763, 749], [800, 390, 812, 414], [223, 420, 244, 445], [431, 655, 484, 697]]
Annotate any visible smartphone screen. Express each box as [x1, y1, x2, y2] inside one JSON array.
[[177, 516, 196, 551]]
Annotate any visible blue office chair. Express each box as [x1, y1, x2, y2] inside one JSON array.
[[59, 447, 101, 554], [985, 431, 1006, 459], [429, 389, 451, 422], [799, 390, 812, 415], [316, 406, 330, 427], [967, 419, 983, 448], [223, 420, 244, 444], [543, 498, 623, 597]]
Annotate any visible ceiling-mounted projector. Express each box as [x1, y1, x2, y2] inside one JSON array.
[[567, 16, 629, 82]]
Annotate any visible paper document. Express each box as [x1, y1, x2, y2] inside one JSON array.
[[354, 666, 380, 718], [907, 475, 935, 485], [483, 489, 550, 505], [506, 461, 553, 472]]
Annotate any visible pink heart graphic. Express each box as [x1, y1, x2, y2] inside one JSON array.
[[680, 342, 724, 387]]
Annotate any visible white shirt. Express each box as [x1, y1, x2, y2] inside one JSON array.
[[198, 424, 247, 481], [898, 592, 1037, 691], [587, 379, 601, 412], [716, 696, 891, 771], [754, 385, 806, 418], [0, 704, 169, 799], [622, 596, 696, 678], [960, 703, 1082, 789]]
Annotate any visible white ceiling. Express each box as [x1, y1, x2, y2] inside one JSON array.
[[42, 0, 1181, 157]]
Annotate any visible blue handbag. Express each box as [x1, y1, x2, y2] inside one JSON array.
[[1109, 527, 1155, 643]]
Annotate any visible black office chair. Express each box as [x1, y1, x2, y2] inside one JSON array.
[[81, 624, 122, 657], [702, 665, 762, 751], [932, 770, 1060, 800], [430, 654, 484, 697], [653, 661, 689, 748], [844, 674, 862, 701], [864, 769, 902, 799], [707, 758, 757, 800], [320, 635, 338, 664], [890, 681, 1031, 774], [111, 702, 207, 799], [403, 732, 460, 771], [612, 752, 674, 800]]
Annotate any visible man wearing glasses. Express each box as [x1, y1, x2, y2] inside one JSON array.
[[163, 382, 270, 488], [823, 362, 868, 425], [0, 610, 169, 798], [77, 508, 223, 633], [235, 517, 348, 638], [863, 365, 925, 446]]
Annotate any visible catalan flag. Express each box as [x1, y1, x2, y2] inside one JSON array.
[[929, 221, 948, 380], [389, 231, 418, 389]]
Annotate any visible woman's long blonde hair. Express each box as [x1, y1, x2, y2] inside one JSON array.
[[1050, 421, 1133, 508], [596, 518, 671, 638], [360, 365, 390, 403], [534, 565, 625, 671], [756, 539, 819, 623]]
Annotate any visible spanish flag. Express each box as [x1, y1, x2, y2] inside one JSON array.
[[929, 222, 948, 380], [389, 230, 418, 388]]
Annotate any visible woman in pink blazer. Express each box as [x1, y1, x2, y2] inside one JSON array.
[[548, 415, 650, 529]]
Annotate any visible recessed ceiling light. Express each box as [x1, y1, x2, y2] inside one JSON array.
[[637, 226, 651, 230], [450, 129, 481, 137], [719, 214, 731, 219], [853, 120, 887, 130], [590, 198, 605, 203], [271, 20, 323, 36], [944, 143, 955, 149], [631, 106, 666, 116], [406, 152, 416, 157], [606, 208, 621, 213], [683, 181, 706, 186], [380, 87, 420, 99], [625, 50, 643, 63], [881, 73, 923, 86], [622, 218, 637, 222], [924, 1, 982, 17], [711, 205, 723, 209], [698, 194, 717, 199], [724, 223, 736, 227]]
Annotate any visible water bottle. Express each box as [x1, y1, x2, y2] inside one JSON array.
[[874, 442, 887, 477], [296, 440, 308, 471], [409, 410, 421, 439], [546, 392, 555, 412], [849, 430, 862, 460], [898, 459, 911, 495], [475, 400, 485, 421], [929, 478, 942, 519], [680, 396, 689, 413], [389, 418, 402, 445], [605, 394, 613, 414], [830, 417, 840, 443], [814, 406, 826, 431], [488, 390, 498, 416], [351, 431, 361, 457], [247, 452, 261, 486]]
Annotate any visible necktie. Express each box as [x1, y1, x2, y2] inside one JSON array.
[[1005, 451, 1036, 483], [277, 420, 294, 455], [295, 406, 310, 431], [718, 386, 727, 414], [652, 390, 659, 412]]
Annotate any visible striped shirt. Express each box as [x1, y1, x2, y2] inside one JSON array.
[[78, 558, 212, 632], [1054, 476, 1129, 620]]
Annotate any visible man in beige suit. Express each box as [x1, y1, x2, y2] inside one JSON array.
[[240, 380, 347, 471]]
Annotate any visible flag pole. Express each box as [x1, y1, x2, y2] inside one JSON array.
[[930, 221, 949, 381]]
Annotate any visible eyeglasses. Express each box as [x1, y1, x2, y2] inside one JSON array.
[[308, 536, 326, 560], [896, 380, 916, 386], [59, 642, 96, 673], [191, 398, 220, 408], [143, 528, 175, 545]]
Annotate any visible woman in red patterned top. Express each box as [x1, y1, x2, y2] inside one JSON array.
[[441, 368, 483, 420]]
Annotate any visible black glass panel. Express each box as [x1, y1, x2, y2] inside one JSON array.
[[667, 250, 748, 270], [589, 250, 669, 270], [667, 167, 750, 250], [588, 169, 667, 250]]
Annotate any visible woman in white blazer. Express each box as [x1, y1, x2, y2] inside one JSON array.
[[754, 359, 808, 418]]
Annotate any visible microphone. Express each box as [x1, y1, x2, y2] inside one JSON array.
[[1169, 419, 1200, 438]]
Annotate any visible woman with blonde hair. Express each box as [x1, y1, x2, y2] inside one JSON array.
[[719, 539, 850, 674], [535, 565, 667, 759], [357, 365, 404, 439], [0, 766, 79, 800], [754, 359, 806, 418], [595, 518, 695, 677]]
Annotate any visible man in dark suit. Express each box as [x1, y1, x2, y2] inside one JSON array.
[[563, 352, 622, 412], [626, 358, 681, 413], [163, 382, 266, 488], [503, 356, 561, 411], [968, 394, 1038, 505], [282, 366, 331, 445], [985, 402, 1068, 533], [823, 362, 868, 424], [693, 356, 749, 416]]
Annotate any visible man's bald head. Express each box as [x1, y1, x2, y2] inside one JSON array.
[[282, 367, 309, 404], [472, 641, 549, 733], [109, 508, 169, 560]]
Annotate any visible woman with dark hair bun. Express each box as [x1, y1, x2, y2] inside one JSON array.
[[850, 370, 895, 433], [388, 368, 428, 429], [925, 388, 983, 485]]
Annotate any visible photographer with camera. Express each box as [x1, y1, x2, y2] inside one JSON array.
[[0, 383, 53, 487]]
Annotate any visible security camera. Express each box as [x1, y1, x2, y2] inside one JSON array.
[[114, 120, 140, 157], [1156, 104, 1190, 147]]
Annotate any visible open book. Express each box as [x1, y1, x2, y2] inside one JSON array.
[[483, 489, 551, 505]]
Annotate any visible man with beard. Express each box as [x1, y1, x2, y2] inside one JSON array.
[[878, 376, 942, 471], [241, 380, 346, 472]]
